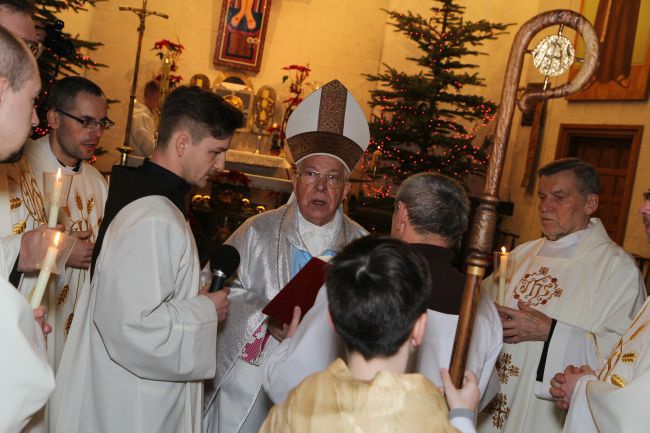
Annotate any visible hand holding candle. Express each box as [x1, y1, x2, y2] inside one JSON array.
[[48, 168, 63, 228], [30, 231, 61, 308], [497, 246, 509, 306]]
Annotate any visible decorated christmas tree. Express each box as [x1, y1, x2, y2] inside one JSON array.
[[32, 0, 106, 144], [366, 0, 510, 184]]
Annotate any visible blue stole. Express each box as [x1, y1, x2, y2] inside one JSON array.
[[291, 247, 336, 278]]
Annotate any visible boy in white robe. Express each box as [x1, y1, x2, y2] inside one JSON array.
[[51, 86, 242, 433], [260, 236, 481, 433]]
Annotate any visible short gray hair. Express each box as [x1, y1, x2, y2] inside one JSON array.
[[395, 173, 469, 244], [538, 158, 599, 195], [0, 25, 35, 91]]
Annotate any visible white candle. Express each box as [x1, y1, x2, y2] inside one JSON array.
[[30, 232, 61, 308], [48, 168, 63, 228], [498, 246, 509, 305]]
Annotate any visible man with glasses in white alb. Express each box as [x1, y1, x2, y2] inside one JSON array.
[[21, 76, 111, 373], [203, 79, 369, 433]]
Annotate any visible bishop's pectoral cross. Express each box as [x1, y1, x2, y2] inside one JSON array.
[[117, 0, 168, 166]]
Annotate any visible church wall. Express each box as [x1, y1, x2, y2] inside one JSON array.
[[58, 0, 650, 257]]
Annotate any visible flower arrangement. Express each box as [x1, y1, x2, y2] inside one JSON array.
[[280, 63, 311, 152], [152, 39, 184, 88], [212, 170, 250, 187]]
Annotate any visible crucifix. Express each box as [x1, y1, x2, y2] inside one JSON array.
[[117, 0, 169, 166]]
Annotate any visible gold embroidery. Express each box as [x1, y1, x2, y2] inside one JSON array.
[[9, 197, 21, 210], [14, 160, 46, 225], [64, 313, 74, 337], [63, 206, 72, 219], [26, 287, 34, 303], [630, 323, 646, 341], [513, 266, 563, 306], [75, 193, 83, 211], [87, 197, 94, 214], [621, 352, 637, 363], [12, 220, 26, 234], [496, 352, 520, 384], [56, 285, 69, 310], [486, 392, 510, 429], [610, 374, 626, 388]]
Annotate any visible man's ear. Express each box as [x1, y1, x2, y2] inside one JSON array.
[[342, 180, 351, 200], [395, 201, 408, 228], [46, 108, 59, 129], [410, 312, 428, 348], [585, 193, 599, 216], [0, 77, 10, 106], [174, 131, 191, 157]]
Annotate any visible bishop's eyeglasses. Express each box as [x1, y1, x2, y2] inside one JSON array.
[[296, 170, 347, 188], [21, 38, 43, 59], [56, 109, 115, 130]]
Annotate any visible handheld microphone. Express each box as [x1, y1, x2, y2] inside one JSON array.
[[209, 245, 240, 292]]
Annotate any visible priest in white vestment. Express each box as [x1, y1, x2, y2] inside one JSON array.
[[23, 76, 110, 372], [549, 191, 650, 433], [0, 22, 55, 433], [477, 158, 646, 433], [203, 79, 369, 433], [263, 173, 502, 409], [51, 86, 243, 433]]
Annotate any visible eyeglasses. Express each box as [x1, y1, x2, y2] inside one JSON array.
[[56, 109, 115, 130], [296, 170, 347, 188], [644, 191, 650, 202], [21, 38, 43, 59]]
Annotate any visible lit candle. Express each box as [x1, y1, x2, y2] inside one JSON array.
[[498, 246, 509, 305], [48, 168, 63, 228], [30, 231, 61, 308]]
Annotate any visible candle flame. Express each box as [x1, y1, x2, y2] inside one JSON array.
[[501, 246, 507, 253], [54, 231, 61, 247], [56, 168, 62, 182]]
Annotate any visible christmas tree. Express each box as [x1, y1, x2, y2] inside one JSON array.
[[32, 0, 106, 146], [366, 0, 510, 183]]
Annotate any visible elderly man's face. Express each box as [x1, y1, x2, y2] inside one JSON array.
[[293, 155, 350, 226], [640, 192, 650, 242], [537, 170, 598, 241]]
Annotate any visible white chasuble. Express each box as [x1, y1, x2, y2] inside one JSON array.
[[563, 299, 650, 433], [24, 137, 108, 371], [0, 157, 47, 278], [478, 219, 645, 433], [0, 276, 54, 433], [51, 196, 218, 433]]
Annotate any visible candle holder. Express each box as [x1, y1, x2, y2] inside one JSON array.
[[493, 248, 515, 306], [43, 170, 73, 227], [35, 229, 77, 274], [30, 229, 77, 308]]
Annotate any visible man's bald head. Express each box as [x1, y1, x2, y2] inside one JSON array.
[[0, 0, 37, 41], [0, 25, 40, 161], [0, 23, 37, 91]]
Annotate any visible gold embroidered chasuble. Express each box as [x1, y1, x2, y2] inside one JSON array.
[[260, 358, 460, 433], [563, 298, 650, 433], [477, 218, 645, 433], [23, 136, 108, 371]]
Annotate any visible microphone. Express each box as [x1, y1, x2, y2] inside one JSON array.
[[209, 245, 240, 292]]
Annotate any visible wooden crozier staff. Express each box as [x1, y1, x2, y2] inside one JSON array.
[[448, 10, 599, 387]]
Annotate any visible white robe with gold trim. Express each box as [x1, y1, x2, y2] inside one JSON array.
[[562, 298, 650, 433], [24, 136, 108, 371], [477, 218, 645, 433]]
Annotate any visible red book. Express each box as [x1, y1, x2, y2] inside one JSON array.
[[262, 257, 331, 325]]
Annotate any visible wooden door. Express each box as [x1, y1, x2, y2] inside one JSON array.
[[555, 124, 643, 245]]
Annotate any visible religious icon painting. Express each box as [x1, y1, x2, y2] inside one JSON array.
[[214, 0, 273, 72]]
